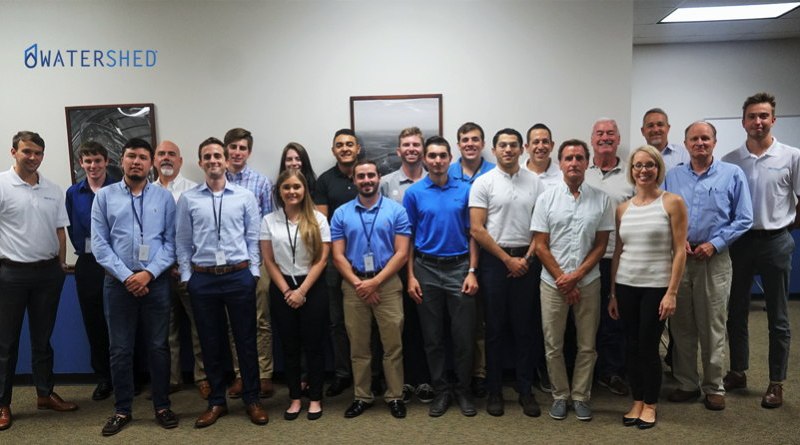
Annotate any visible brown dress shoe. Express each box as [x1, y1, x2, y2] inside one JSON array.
[[228, 378, 243, 399], [37, 392, 78, 411], [246, 403, 269, 425], [194, 405, 228, 428], [197, 380, 211, 400], [260, 378, 274, 398], [704, 394, 725, 410], [762, 383, 783, 408], [0, 406, 12, 430], [667, 388, 701, 403], [723, 371, 747, 391]]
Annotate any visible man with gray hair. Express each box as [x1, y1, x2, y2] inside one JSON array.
[[641, 108, 690, 171]]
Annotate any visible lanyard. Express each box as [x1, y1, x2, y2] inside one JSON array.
[[211, 191, 224, 245], [358, 196, 383, 252], [130, 188, 145, 243], [284, 209, 300, 285]]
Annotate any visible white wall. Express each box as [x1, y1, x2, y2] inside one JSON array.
[[1, 0, 633, 190], [630, 38, 800, 157]]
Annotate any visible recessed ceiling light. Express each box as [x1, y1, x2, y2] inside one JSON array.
[[660, 2, 800, 23]]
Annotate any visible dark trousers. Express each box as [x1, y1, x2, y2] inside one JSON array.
[[0, 262, 65, 406], [325, 259, 351, 379], [105, 273, 171, 415], [479, 251, 539, 397], [400, 265, 431, 387], [74, 254, 111, 385], [617, 284, 666, 404], [188, 269, 260, 406], [415, 257, 475, 393], [270, 275, 328, 401], [728, 230, 793, 381], [596, 259, 626, 378]]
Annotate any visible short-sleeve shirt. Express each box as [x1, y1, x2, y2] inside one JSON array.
[[584, 159, 634, 258], [403, 176, 470, 256], [521, 158, 563, 190], [153, 174, 198, 203], [469, 167, 544, 248], [448, 157, 495, 184], [530, 182, 614, 288], [260, 209, 331, 276], [314, 165, 357, 220], [380, 168, 426, 203]]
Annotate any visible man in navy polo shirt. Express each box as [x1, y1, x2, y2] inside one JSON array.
[[404, 136, 479, 417], [331, 160, 411, 419]]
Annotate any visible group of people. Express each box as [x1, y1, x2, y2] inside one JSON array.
[[0, 91, 796, 436]]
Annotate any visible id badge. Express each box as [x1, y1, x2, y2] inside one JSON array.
[[138, 244, 150, 261], [85, 237, 92, 254], [215, 250, 227, 266], [363, 252, 375, 273]]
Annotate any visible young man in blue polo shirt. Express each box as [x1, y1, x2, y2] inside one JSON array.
[[331, 160, 411, 419], [404, 136, 479, 417]]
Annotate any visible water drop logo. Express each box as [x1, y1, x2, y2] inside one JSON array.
[[24, 43, 37, 69]]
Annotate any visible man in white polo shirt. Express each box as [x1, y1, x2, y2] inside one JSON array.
[[0, 131, 78, 431]]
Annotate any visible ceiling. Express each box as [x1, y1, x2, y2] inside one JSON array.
[[634, 0, 800, 44]]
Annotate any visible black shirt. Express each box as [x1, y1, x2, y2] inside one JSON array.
[[313, 165, 357, 220]]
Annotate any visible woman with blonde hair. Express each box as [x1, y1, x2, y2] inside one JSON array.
[[608, 145, 687, 429], [261, 169, 329, 420]]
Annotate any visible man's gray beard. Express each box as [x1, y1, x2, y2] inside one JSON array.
[[159, 166, 174, 177]]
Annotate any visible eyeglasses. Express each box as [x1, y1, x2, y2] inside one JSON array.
[[632, 162, 657, 171]]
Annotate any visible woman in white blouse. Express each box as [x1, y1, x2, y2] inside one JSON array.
[[261, 170, 330, 421]]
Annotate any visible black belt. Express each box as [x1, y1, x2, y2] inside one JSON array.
[[192, 261, 249, 275], [501, 246, 528, 257], [415, 250, 469, 265], [352, 267, 382, 279], [0, 257, 59, 269], [746, 227, 788, 238]]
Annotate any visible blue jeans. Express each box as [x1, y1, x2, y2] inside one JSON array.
[[105, 274, 171, 415], [188, 269, 260, 406]]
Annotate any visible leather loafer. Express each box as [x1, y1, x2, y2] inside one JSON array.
[[155, 408, 179, 429], [228, 378, 243, 399], [197, 380, 211, 400], [622, 415, 638, 427], [723, 371, 747, 392], [260, 378, 274, 398], [344, 400, 373, 418], [667, 388, 701, 403], [387, 400, 406, 419], [92, 382, 113, 401], [762, 383, 783, 409], [246, 402, 269, 425], [704, 394, 725, 411], [195, 405, 228, 428], [37, 392, 78, 411], [326, 377, 352, 397], [101, 414, 131, 436], [0, 406, 12, 431]]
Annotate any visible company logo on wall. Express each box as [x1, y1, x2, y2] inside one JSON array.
[[24, 43, 158, 69]]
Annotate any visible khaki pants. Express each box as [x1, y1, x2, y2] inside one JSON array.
[[228, 263, 273, 378], [343, 274, 404, 402], [541, 279, 601, 402]]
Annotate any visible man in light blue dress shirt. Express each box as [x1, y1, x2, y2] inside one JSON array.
[[663, 121, 753, 411], [176, 138, 268, 428], [92, 138, 178, 436], [641, 108, 690, 171]]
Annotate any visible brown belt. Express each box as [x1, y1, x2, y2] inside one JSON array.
[[192, 261, 249, 275], [0, 257, 59, 269]]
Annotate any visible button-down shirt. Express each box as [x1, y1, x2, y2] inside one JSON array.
[[448, 157, 495, 184], [330, 196, 411, 273], [314, 165, 357, 220], [663, 160, 753, 252], [380, 167, 426, 203], [661, 143, 691, 171], [404, 175, 471, 256], [153, 174, 198, 203], [584, 159, 635, 258], [722, 138, 800, 230], [91, 181, 176, 282], [226, 166, 273, 217], [260, 209, 331, 276], [469, 167, 544, 247], [0, 168, 69, 262], [530, 181, 614, 288], [175, 181, 261, 282], [66, 175, 117, 255]]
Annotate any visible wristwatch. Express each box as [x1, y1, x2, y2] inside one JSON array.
[[468, 267, 477, 274], [524, 253, 536, 265]]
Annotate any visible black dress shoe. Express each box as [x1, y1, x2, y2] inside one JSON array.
[[429, 391, 452, 417], [622, 415, 638, 427], [519, 394, 541, 417], [92, 382, 113, 401], [102, 414, 131, 436], [387, 400, 406, 419], [344, 400, 373, 418], [486, 392, 504, 417], [455, 391, 477, 417], [326, 377, 352, 397], [155, 409, 179, 429]]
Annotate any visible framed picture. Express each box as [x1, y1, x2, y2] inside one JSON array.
[[350, 94, 442, 174], [65, 103, 157, 184]]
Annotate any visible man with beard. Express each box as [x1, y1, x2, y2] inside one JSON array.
[[152, 141, 207, 399], [92, 138, 178, 436], [314, 129, 360, 397], [331, 160, 411, 419]]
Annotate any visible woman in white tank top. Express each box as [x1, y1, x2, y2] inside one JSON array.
[[608, 145, 687, 429]]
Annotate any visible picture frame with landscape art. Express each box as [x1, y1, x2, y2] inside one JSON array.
[[350, 94, 442, 175], [65, 103, 157, 184]]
